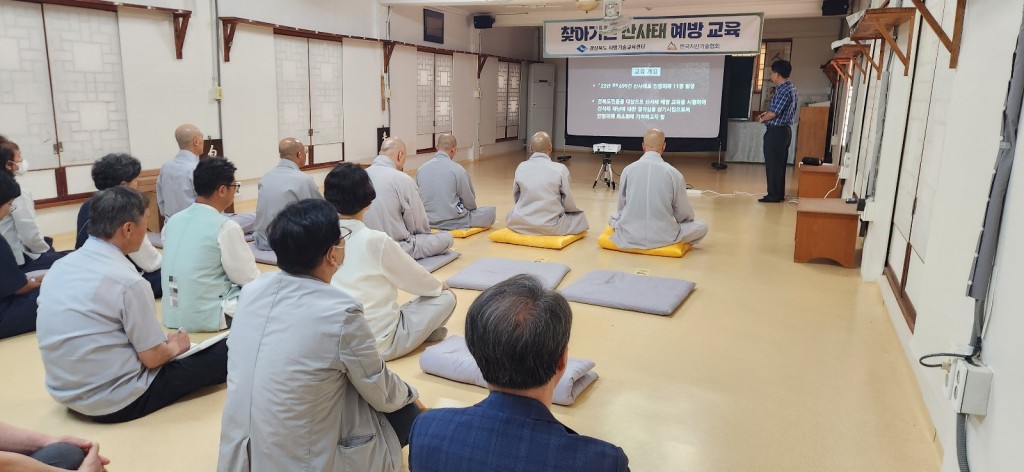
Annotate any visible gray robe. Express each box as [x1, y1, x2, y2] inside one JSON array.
[[253, 159, 322, 250], [218, 272, 417, 472], [156, 150, 199, 219], [506, 153, 589, 236], [364, 155, 453, 259], [156, 149, 256, 233], [416, 152, 496, 230], [609, 151, 708, 248]]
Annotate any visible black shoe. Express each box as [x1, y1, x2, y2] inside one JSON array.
[[758, 197, 782, 203]]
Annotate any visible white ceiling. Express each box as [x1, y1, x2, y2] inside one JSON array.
[[378, 0, 828, 27]]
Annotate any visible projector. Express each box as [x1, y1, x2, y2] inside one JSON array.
[[593, 143, 622, 154]]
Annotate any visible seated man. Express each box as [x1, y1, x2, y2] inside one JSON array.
[[0, 172, 43, 340], [0, 420, 108, 470], [364, 137, 453, 260], [609, 129, 708, 248], [157, 124, 255, 232], [252, 137, 322, 250], [0, 141, 66, 272], [77, 153, 163, 297], [327, 163, 456, 361], [37, 187, 228, 423], [416, 133, 496, 230], [219, 199, 423, 472], [161, 157, 259, 332], [409, 275, 629, 471], [506, 132, 589, 236]]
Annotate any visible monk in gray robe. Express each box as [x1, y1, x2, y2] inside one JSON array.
[[252, 138, 322, 250], [609, 129, 708, 248], [364, 137, 453, 260], [506, 132, 589, 236], [157, 124, 255, 233], [416, 134, 496, 230]]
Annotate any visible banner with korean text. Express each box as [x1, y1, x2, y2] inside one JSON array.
[[544, 14, 763, 58]]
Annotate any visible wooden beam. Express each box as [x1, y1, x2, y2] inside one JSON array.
[[172, 11, 190, 60], [222, 19, 238, 63], [852, 57, 869, 84], [854, 43, 883, 80], [478, 55, 489, 79], [383, 41, 396, 74], [875, 18, 913, 76], [909, 0, 965, 68]]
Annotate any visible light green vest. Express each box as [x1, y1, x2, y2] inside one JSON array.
[[161, 203, 236, 332]]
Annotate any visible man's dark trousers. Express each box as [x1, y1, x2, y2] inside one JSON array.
[[763, 125, 791, 200]]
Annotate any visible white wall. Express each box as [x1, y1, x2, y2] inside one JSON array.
[[119, 7, 219, 170], [452, 52, 477, 157], [388, 6, 473, 51], [846, 1, 1024, 471], [219, 23, 278, 181], [481, 26, 539, 60], [388, 45, 419, 150], [342, 39, 388, 164], [218, 0, 379, 39]]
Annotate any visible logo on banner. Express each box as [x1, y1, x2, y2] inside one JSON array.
[[577, 45, 588, 53]]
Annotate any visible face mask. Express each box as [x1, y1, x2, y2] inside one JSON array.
[[12, 159, 28, 176]]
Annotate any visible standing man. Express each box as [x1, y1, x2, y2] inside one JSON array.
[[252, 138, 322, 250], [506, 132, 589, 236], [364, 137, 453, 260], [757, 60, 798, 203], [416, 134, 496, 230], [610, 129, 708, 248]]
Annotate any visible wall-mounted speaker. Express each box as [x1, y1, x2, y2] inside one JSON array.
[[473, 15, 495, 29], [822, 0, 850, 16]]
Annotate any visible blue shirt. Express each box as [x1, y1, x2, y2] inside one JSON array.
[[409, 391, 630, 471], [765, 80, 798, 126]]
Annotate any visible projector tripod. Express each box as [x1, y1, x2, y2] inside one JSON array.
[[593, 153, 617, 190]]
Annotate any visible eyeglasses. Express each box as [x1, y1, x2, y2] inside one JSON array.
[[339, 226, 353, 241], [229, 182, 241, 194]]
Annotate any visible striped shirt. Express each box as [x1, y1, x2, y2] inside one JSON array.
[[765, 80, 798, 126]]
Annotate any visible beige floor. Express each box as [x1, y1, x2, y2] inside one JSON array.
[[0, 152, 940, 471]]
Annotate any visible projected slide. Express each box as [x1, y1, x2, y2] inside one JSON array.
[[567, 55, 725, 138]]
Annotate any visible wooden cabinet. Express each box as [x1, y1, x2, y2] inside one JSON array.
[[794, 198, 860, 268], [795, 106, 830, 161], [798, 163, 842, 199]]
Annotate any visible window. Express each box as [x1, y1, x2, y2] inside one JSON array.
[[416, 51, 453, 152], [274, 35, 345, 167], [496, 60, 521, 141]]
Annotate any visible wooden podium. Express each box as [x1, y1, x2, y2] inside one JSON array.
[[794, 198, 860, 268], [797, 163, 842, 199]]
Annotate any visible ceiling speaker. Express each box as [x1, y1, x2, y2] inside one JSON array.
[[473, 15, 495, 29]]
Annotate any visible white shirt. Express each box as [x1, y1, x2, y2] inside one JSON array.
[[128, 235, 162, 273], [331, 219, 442, 351]]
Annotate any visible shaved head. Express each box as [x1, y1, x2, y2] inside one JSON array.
[[380, 137, 406, 155], [175, 124, 202, 151], [279, 138, 304, 157], [436, 134, 457, 154], [380, 137, 407, 170], [530, 131, 552, 154], [643, 129, 666, 153]]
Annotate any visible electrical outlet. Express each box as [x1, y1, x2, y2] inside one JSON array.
[[213, 86, 223, 100], [945, 359, 993, 416], [474, 89, 481, 98], [383, 88, 392, 99]]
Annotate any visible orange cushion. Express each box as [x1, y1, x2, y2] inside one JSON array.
[[488, 228, 586, 249], [598, 226, 690, 258]]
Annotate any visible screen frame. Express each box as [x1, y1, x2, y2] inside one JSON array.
[[564, 57, 732, 152], [423, 9, 444, 44]]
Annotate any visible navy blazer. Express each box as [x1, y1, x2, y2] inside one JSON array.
[[409, 391, 629, 471]]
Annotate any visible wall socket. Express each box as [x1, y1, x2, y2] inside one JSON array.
[[944, 358, 993, 416]]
